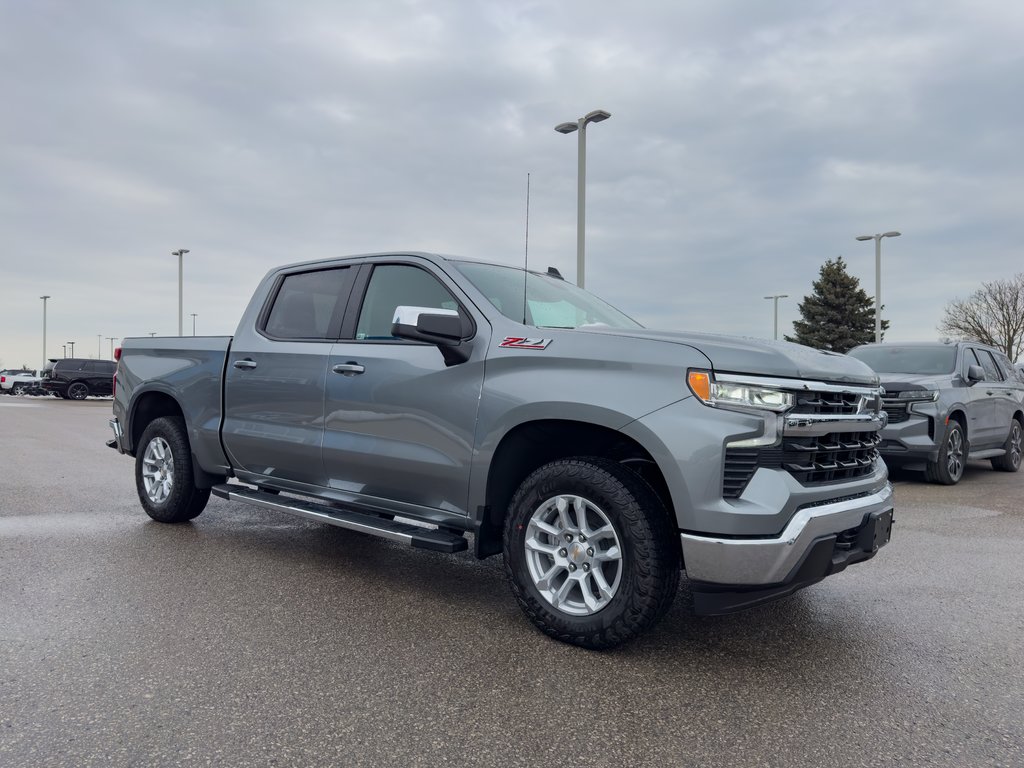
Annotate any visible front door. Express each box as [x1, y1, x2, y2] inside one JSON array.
[[322, 262, 487, 519], [964, 348, 1002, 448]]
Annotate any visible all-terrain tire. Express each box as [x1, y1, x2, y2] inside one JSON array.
[[503, 457, 680, 649], [925, 420, 966, 485], [134, 417, 210, 523], [991, 417, 1022, 473]]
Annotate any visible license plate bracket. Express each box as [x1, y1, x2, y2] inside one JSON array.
[[857, 508, 893, 553]]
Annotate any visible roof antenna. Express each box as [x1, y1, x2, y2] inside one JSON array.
[[522, 172, 530, 326]]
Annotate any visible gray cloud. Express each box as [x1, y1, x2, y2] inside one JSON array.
[[2, 0, 1023, 369]]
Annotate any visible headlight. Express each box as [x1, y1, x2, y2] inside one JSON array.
[[896, 390, 938, 402], [687, 370, 793, 412]]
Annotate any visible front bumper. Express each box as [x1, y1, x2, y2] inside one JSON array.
[[682, 484, 894, 614], [876, 400, 941, 465]]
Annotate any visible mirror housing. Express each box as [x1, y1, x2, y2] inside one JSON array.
[[391, 306, 471, 365], [966, 364, 985, 383]]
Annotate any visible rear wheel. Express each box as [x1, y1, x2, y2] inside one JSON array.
[[67, 381, 90, 400], [12, 383, 27, 395], [135, 417, 210, 523], [925, 421, 965, 485], [991, 418, 1022, 472], [503, 457, 680, 649]]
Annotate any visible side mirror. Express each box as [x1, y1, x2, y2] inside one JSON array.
[[966, 364, 985, 383], [391, 306, 472, 365]]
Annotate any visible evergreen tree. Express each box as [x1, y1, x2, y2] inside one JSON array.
[[785, 256, 888, 352]]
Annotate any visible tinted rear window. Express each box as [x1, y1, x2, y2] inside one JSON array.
[[848, 345, 957, 375]]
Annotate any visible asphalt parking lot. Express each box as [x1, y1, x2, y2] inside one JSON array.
[[1, 397, 1022, 767]]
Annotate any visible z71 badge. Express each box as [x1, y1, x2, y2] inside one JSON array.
[[499, 336, 552, 350]]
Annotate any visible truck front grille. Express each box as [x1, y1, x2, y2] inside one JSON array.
[[722, 431, 881, 498], [791, 391, 871, 416], [882, 402, 909, 423]]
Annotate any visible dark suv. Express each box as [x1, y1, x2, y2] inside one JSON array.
[[41, 358, 116, 400], [848, 342, 1024, 484]]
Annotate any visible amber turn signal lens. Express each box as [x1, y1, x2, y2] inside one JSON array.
[[687, 371, 712, 402]]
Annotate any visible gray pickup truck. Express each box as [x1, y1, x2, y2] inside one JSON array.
[[109, 252, 894, 648]]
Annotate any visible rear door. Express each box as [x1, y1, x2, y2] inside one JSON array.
[[321, 260, 488, 518], [222, 266, 355, 487]]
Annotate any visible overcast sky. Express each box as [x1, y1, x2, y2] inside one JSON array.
[[2, 0, 1023, 368]]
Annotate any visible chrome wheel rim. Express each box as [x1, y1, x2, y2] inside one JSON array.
[[524, 495, 623, 616], [68, 383, 87, 399], [1010, 422, 1022, 469], [947, 428, 964, 480], [142, 437, 174, 504]]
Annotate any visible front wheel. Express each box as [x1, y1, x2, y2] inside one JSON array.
[[925, 421, 966, 485], [503, 457, 680, 649], [991, 418, 1022, 472], [134, 417, 210, 523]]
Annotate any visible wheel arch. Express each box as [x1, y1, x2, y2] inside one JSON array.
[[128, 390, 225, 490], [474, 419, 676, 559]]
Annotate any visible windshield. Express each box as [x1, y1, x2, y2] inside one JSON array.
[[848, 345, 957, 375], [453, 261, 643, 330]]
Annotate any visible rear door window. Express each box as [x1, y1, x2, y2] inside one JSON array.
[[263, 268, 353, 340]]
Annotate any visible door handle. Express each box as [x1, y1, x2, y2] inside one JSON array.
[[332, 362, 365, 375], [233, 359, 258, 370]]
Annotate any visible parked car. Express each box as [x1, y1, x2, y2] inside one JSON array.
[[41, 358, 116, 400], [109, 251, 894, 649], [0, 369, 41, 395], [847, 342, 1024, 484]]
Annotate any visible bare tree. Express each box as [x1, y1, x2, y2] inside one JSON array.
[[938, 273, 1024, 361]]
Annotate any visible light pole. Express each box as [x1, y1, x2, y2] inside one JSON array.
[[107, 337, 116, 359], [40, 295, 50, 371], [190, 313, 197, 336], [62, 345, 66, 358], [172, 248, 190, 336], [763, 294, 789, 340], [67, 341, 75, 357], [554, 109, 611, 289], [855, 231, 901, 343], [97, 334, 102, 359], [149, 332, 156, 337]]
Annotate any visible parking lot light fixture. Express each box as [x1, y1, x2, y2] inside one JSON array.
[[855, 231, 901, 343], [107, 337, 116, 359], [763, 294, 789, 340], [191, 313, 197, 336], [67, 341, 75, 357], [40, 295, 50, 371], [554, 109, 611, 289], [172, 248, 190, 336]]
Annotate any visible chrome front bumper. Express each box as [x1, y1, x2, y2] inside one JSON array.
[[681, 483, 894, 586]]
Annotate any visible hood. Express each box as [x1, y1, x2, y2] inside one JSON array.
[[875, 372, 949, 394], [578, 328, 879, 385]]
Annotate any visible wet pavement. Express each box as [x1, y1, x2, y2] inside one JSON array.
[[1, 397, 1022, 767]]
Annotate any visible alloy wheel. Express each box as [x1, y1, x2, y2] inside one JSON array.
[[141, 437, 174, 504], [524, 494, 623, 616]]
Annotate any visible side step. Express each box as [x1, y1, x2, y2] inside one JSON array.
[[211, 484, 468, 553], [967, 448, 1005, 460]]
